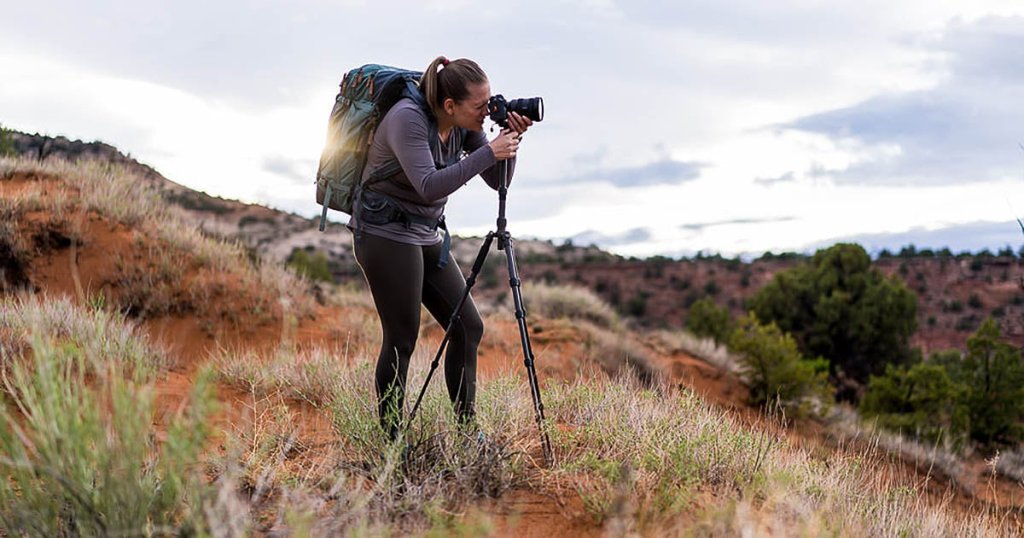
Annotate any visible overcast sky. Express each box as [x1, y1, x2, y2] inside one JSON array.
[[3, 1, 1024, 258]]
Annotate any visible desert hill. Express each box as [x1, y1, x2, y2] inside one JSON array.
[[9, 129, 1022, 359], [0, 141, 1022, 534]]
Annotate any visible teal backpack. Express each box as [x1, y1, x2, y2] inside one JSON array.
[[314, 64, 426, 231]]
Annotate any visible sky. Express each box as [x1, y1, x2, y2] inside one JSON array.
[[2, 0, 1024, 259]]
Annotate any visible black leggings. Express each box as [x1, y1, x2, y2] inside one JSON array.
[[354, 231, 483, 438]]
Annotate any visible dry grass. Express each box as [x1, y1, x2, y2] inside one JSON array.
[[1, 156, 1016, 535], [577, 322, 660, 387], [0, 294, 171, 377], [0, 156, 317, 322], [0, 297, 217, 535], [519, 281, 623, 331], [215, 346, 530, 534], [650, 328, 744, 375], [994, 448, 1024, 484], [548, 377, 1014, 536], [211, 339, 1017, 536], [827, 404, 967, 490]]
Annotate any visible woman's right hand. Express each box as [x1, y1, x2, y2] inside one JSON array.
[[489, 129, 521, 161]]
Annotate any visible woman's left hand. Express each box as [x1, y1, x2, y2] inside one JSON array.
[[506, 112, 533, 136]]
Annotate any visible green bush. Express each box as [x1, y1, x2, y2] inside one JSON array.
[[625, 292, 648, 317], [860, 362, 967, 445], [861, 320, 1024, 448], [748, 243, 917, 393], [685, 297, 732, 344], [958, 319, 1024, 446], [728, 314, 832, 416], [0, 322, 216, 534], [287, 248, 333, 283], [0, 124, 15, 157]]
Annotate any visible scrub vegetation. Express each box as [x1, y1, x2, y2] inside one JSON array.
[[0, 155, 1019, 535]]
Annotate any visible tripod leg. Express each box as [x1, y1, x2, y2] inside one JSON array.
[[407, 232, 495, 428], [502, 234, 554, 465]]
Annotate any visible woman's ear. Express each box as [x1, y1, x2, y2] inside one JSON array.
[[443, 97, 456, 117]]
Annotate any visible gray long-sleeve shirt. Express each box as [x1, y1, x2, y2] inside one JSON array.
[[349, 98, 515, 245]]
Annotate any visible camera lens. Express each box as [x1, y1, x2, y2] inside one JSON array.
[[509, 97, 544, 123]]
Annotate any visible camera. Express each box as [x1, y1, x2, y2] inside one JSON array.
[[488, 95, 544, 128]]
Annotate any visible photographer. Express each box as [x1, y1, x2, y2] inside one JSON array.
[[350, 56, 532, 440]]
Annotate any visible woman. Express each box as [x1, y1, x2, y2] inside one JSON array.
[[350, 56, 531, 440]]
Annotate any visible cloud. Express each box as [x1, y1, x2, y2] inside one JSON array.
[[263, 156, 316, 185], [571, 157, 705, 188], [808, 220, 1024, 254], [784, 16, 1024, 186], [680, 216, 796, 232], [754, 171, 796, 185], [571, 227, 653, 247]]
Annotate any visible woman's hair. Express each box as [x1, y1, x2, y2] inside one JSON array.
[[420, 56, 488, 119]]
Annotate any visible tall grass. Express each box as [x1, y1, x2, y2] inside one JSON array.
[[212, 343, 1015, 536], [0, 294, 171, 377], [650, 328, 744, 375], [547, 377, 1015, 535], [0, 297, 217, 535], [520, 281, 623, 331], [216, 346, 532, 534]]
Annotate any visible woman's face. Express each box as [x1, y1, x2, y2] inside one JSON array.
[[445, 82, 490, 132]]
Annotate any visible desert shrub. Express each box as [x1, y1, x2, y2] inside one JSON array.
[[0, 308, 216, 535], [860, 362, 967, 445], [957, 319, 1024, 446], [728, 314, 832, 416], [548, 378, 780, 527], [625, 291, 648, 317], [685, 297, 733, 345], [954, 314, 980, 332], [865, 320, 1024, 448], [580, 324, 658, 387], [942, 299, 964, 313], [0, 124, 14, 157], [0, 295, 171, 376], [521, 281, 622, 331], [287, 248, 333, 284], [748, 243, 917, 395]]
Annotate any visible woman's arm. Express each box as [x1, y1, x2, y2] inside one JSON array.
[[467, 112, 533, 190], [465, 130, 515, 190], [384, 105, 498, 203]]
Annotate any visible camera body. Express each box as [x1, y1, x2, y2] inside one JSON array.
[[488, 95, 544, 128]]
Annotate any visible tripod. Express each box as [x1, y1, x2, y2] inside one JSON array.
[[406, 160, 554, 466]]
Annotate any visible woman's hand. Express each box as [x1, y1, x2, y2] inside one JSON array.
[[506, 111, 533, 136], [488, 129, 521, 160]]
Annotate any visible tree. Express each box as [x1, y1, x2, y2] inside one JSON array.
[[748, 243, 918, 400], [685, 297, 732, 344], [0, 124, 15, 157], [729, 314, 832, 417], [860, 362, 967, 445], [958, 319, 1024, 446]]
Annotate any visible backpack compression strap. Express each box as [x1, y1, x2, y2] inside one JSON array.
[[318, 184, 333, 232]]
